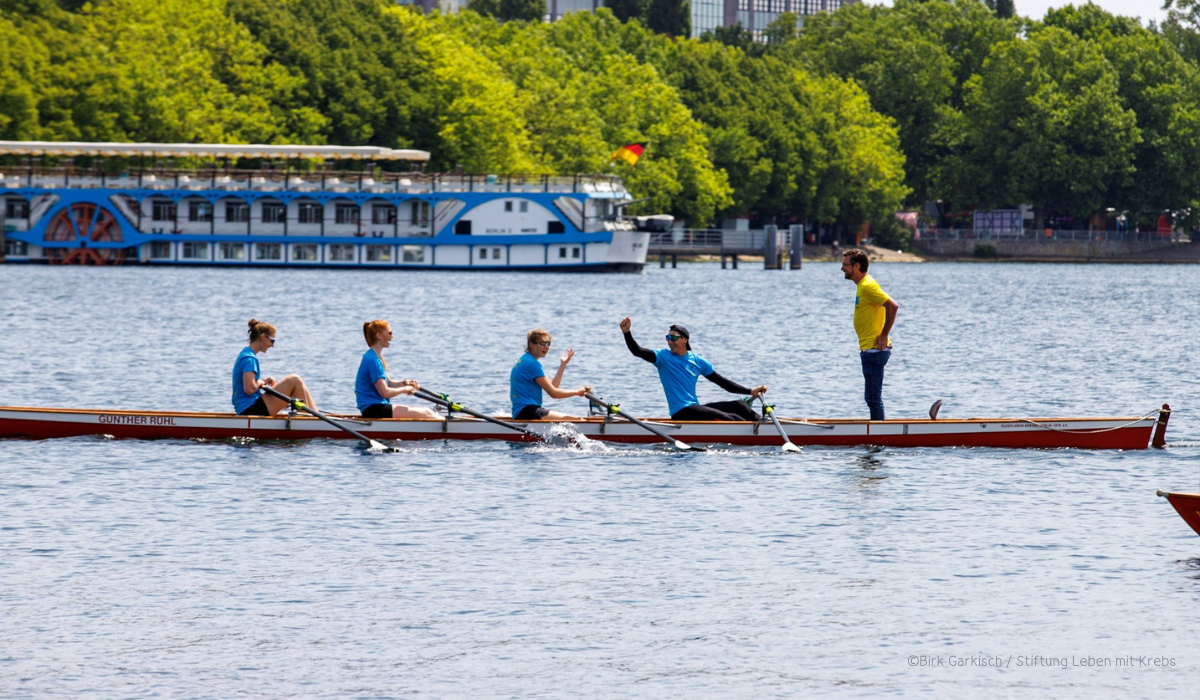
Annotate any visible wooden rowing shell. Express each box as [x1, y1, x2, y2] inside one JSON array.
[[0, 405, 1171, 450]]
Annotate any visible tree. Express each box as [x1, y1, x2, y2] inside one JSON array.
[[646, 0, 689, 38], [604, 0, 647, 24], [948, 27, 1140, 221], [468, 0, 546, 23]]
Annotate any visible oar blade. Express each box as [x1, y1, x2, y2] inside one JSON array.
[[781, 441, 802, 453], [677, 440, 706, 452]]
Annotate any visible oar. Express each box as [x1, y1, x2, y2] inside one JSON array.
[[758, 396, 801, 453], [585, 393, 705, 452], [413, 388, 541, 441], [260, 384, 399, 452]]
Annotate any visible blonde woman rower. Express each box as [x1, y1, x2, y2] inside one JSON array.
[[510, 329, 591, 420], [355, 320, 440, 420]]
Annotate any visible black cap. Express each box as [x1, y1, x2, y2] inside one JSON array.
[[669, 324, 692, 351]]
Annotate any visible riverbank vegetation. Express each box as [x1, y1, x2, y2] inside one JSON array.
[[2, 0, 1199, 230]]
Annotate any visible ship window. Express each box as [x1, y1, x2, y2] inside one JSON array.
[[181, 241, 208, 259], [226, 202, 250, 223], [548, 221, 565, 234], [492, 248, 502, 259], [292, 243, 318, 261], [152, 201, 176, 222], [298, 202, 322, 224], [262, 201, 286, 223], [573, 247, 580, 259], [219, 243, 246, 261], [559, 247, 567, 259], [519, 201, 528, 213], [335, 203, 360, 225], [149, 241, 172, 259], [4, 239, 28, 256], [455, 219, 472, 235], [366, 245, 392, 262], [478, 247, 486, 260], [188, 201, 213, 222], [372, 204, 396, 225], [505, 201, 513, 212], [256, 243, 282, 260], [6, 199, 29, 218], [402, 245, 425, 263], [410, 201, 429, 226], [329, 244, 356, 262]]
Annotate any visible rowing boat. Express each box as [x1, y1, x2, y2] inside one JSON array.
[[0, 404, 1171, 449], [1157, 491, 1200, 537]]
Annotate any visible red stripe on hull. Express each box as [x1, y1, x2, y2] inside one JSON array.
[[0, 415, 1154, 449]]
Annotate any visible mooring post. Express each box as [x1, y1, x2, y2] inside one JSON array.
[[659, 254, 665, 268], [764, 225, 782, 269], [671, 253, 678, 268], [720, 254, 727, 269], [732, 254, 738, 269], [790, 224, 803, 269]]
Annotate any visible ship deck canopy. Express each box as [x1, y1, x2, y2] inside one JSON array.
[[0, 141, 430, 162]]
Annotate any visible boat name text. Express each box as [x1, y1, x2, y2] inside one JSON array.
[[98, 414, 177, 426]]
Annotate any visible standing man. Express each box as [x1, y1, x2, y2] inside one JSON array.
[[841, 249, 898, 420]]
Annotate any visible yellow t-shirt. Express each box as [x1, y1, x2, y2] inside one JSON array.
[[853, 274, 892, 351]]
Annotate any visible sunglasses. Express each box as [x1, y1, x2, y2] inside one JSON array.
[[534, 340, 552, 347], [666, 334, 684, 342], [267, 336, 276, 345]]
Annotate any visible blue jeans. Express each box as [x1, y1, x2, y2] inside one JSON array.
[[860, 349, 891, 421]]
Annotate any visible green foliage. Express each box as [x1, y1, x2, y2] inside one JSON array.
[[872, 217, 914, 252], [604, 0, 647, 24], [973, 242, 997, 258], [468, 0, 546, 23], [646, 0, 689, 38]]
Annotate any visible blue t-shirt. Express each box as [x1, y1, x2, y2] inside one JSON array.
[[355, 349, 389, 412], [653, 348, 714, 416], [231, 347, 262, 413], [510, 352, 546, 418]]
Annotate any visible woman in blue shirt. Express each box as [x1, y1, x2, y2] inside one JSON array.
[[356, 320, 441, 420], [232, 318, 318, 416], [510, 329, 591, 420]]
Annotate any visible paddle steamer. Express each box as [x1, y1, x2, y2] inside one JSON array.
[[0, 141, 648, 271]]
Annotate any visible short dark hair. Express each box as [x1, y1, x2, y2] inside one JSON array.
[[843, 248, 869, 273]]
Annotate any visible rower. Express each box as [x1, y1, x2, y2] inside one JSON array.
[[619, 317, 765, 420], [232, 319, 318, 416], [356, 320, 440, 419], [510, 329, 591, 420]]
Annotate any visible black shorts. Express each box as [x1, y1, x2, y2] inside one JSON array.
[[238, 396, 270, 417], [361, 403, 393, 419], [514, 405, 550, 420]]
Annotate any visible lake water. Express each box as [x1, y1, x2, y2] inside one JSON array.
[[2, 262, 1198, 698]]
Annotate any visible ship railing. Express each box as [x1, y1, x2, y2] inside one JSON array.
[[648, 229, 791, 253], [0, 166, 627, 196]]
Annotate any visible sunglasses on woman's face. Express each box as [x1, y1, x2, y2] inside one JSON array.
[[666, 334, 683, 342], [267, 337, 276, 345], [535, 341, 552, 347]]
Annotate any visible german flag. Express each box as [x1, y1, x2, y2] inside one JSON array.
[[610, 142, 646, 166]]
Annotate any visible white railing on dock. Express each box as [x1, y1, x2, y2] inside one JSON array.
[[648, 228, 792, 252], [918, 228, 1185, 243]]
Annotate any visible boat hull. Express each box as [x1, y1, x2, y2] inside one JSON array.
[[0, 406, 1163, 450], [1157, 491, 1200, 537]]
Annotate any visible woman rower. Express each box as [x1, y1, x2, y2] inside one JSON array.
[[510, 329, 591, 420], [619, 316, 765, 421], [232, 319, 318, 416], [356, 320, 441, 420]]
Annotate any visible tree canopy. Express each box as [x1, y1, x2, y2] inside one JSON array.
[[4, 0, 1200, 228]]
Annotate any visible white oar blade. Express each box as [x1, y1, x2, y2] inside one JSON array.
[[782, 442, 802, 453], [676, 440, 706, 452]]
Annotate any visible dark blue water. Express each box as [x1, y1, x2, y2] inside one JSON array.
[[2, 263, 1198, 697]]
